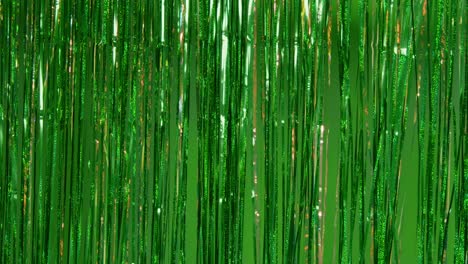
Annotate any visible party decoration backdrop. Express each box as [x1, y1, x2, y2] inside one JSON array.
[[0, 0, 466, 263]]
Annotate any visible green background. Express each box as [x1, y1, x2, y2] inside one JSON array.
[[0, 0, 466, 263]]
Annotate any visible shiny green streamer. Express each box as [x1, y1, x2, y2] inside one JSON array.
[[0, 0, 466, 263]]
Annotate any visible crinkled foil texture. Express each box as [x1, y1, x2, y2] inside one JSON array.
[[0, 0, 466, 263]]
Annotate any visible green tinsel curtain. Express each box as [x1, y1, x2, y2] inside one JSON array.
[[0, 0, 466, 263]]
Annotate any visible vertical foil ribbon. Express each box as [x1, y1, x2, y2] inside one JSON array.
[[0, 0, 466, 263]]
